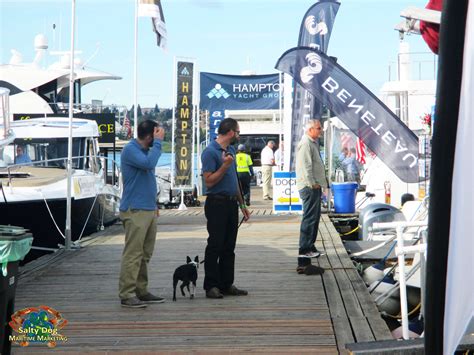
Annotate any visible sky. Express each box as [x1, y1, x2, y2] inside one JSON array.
[[0, 0, 433, 110]]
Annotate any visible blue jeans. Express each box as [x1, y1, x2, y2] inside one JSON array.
[[298, 186, 322, 254]]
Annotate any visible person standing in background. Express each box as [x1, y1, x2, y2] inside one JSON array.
[[15, 145, 32, 164], [274, 141, 284, 171], [260, 140, 275, 200], [119, 120, 165, 308], [295, 119, 328, 274], [236, 144, 254, 206]]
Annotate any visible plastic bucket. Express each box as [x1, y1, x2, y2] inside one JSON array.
[[332, 182, 358, 213]]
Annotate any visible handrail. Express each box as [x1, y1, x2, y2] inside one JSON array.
[[1, 154, 121, 188]]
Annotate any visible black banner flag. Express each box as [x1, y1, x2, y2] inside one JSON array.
[[276, 47, 419, 183], [173, 61, 194, 188], [289, 0, 340, 170]]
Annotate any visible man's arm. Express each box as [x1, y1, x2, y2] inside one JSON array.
[[299, 142, 317, 188], [122, 127, 165, 170], [203, 154, 234, 188]]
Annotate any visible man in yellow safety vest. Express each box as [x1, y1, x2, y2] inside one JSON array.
[[236, 144, 254, 206]]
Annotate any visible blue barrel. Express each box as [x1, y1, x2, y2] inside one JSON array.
[[332, 182, 358, 213]]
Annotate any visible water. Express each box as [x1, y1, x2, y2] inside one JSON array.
[[108, 152, 200, 176]]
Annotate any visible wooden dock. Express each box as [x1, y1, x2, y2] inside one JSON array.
[[11, 194, 391, 354]]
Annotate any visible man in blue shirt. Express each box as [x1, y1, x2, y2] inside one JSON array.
[[119, 120, 165, 308], [15, 145, 32, 164], [201, 118, 250, 299]]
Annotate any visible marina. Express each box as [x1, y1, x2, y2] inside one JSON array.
[[1, 0, 473, 353], [12, 193, 392, 353]]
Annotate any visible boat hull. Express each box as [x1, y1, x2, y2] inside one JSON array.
[[0, 194, 119, 258]]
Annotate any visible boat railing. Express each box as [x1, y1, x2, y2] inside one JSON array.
[[388, 51, 438, 82], [371, 220, 428, 340], [0, 154, 121, 189]]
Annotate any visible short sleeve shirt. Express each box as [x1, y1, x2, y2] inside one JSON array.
[[201, 140, 238, 196], [261, 146, 274, 165]]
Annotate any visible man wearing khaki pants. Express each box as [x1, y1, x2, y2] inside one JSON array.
[[119, 120, 165, 308], [260, 140, 275, 200]]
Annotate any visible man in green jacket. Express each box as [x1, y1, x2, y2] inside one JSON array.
[[295, 119, 328, 273]]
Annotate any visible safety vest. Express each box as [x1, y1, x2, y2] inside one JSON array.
[[236, 152, 253, 173]]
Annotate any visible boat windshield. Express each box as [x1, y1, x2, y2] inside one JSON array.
[[2, 138, 86, 169]]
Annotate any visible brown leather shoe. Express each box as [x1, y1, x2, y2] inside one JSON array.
[[296, 266, 306, 274], [206, 287, 223, 299], [222, 285, 248, 296]]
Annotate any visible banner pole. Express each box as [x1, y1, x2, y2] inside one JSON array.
[[133, 0, 138, 139], [178, 189, 187, 210], [65, 0, 76, 251]]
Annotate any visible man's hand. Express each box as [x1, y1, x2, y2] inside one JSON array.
[[241, 207, 250, 222], [222, 154, 234, 168], [154, 126, 165, 140]]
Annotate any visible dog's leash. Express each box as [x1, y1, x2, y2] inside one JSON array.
[[238, 215, 245, 229]]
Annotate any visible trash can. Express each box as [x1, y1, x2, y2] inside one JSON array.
[[331, 182, 358, 214], [0, 230, 33, 355]]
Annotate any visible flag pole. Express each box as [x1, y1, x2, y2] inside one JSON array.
[[65, 0, 76, 250], [133, 0, 138, 138]]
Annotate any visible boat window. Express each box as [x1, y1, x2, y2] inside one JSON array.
[[85, 138, 101, 173], [11, 138, 86, 169]]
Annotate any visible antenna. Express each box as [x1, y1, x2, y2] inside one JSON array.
[[82, 42, 101, 69]]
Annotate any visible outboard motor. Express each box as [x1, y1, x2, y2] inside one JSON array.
[[358, 203, 405, 240]]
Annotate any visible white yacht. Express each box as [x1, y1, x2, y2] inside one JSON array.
[[0, 117, 121, 254], [0, 34, 121, 115], [0, 35, 123, 257]]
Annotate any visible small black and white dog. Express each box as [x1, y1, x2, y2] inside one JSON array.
[[173, 256, 200, 301]]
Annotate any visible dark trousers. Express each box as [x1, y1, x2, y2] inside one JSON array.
[[237, 172, 251, 204], [203, 198, 238, 291], [298, 186, 322, 254]]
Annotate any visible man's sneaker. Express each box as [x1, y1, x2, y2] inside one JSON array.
[[298, 251, 322, 258], [221, 285, 248, 296], [121, 296, 147, 308], [137, 292, 165, 304], [206, 287, 224, 299]]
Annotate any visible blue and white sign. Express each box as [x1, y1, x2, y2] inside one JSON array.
[[272, 171, 302, 213], [209, 109, 224, 141], [200, 72, 281, 111]]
